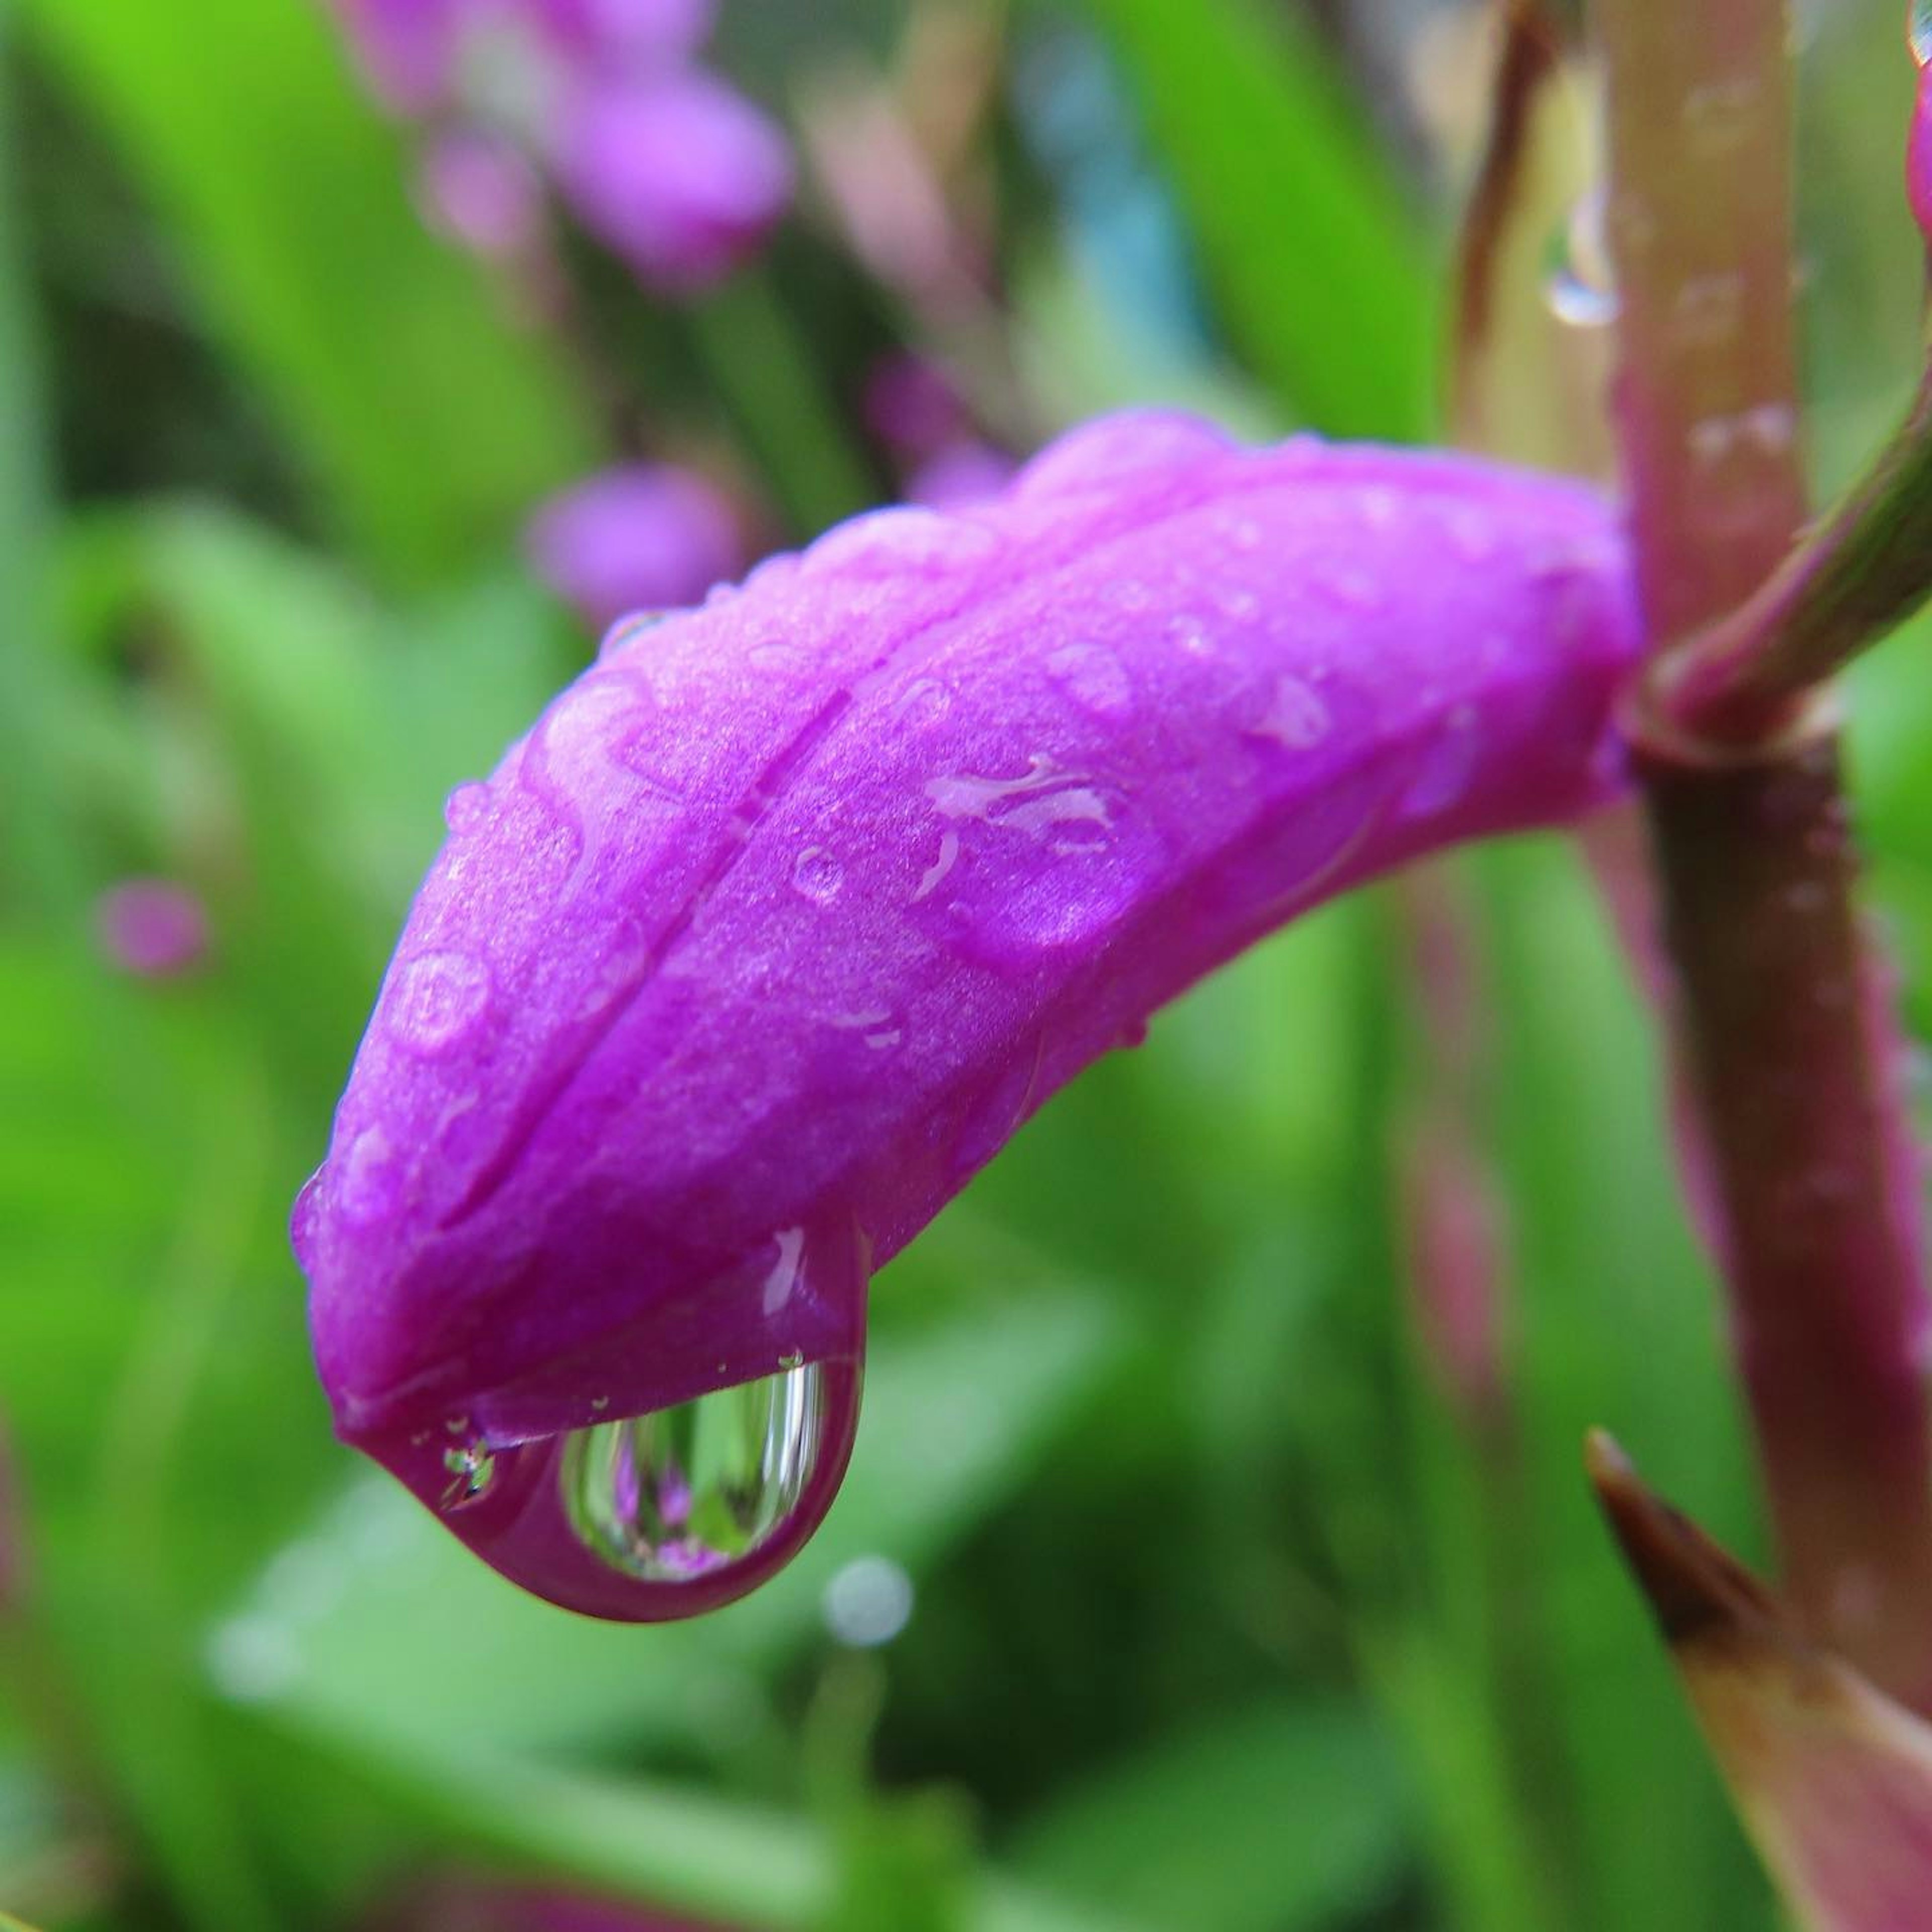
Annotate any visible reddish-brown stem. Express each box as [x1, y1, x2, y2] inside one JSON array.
[[1637, 735, 1932, 1700], [1594, 0, 1932, 1706], [1660, 373, 1932, 744]]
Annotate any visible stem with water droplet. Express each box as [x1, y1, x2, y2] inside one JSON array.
[[1654, 371, 1932, 745], [1594, 0, 1932, 1710]]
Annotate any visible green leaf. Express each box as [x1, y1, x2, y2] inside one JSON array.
[[19, 0, 599, 584], [1012, 1698, 1410, 1931], [1067, 0, 1436, 440]]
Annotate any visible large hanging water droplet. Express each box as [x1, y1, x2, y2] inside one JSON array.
[[559, 1359, 848, 1586]]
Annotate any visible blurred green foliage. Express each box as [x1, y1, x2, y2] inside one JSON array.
[[2, 1, 1928, 1928]]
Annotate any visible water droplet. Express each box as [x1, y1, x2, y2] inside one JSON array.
[[388, 950, 492, 1055], [1045, 641, 1133, 717], [912, 828, 960, 904], [1673, 272, 1746, 346], [832, 1009, 904, 1051], [1249, 674, 1331, 752], [791, 845, 845, 903], [337, 1125, 399, 1227], [560, 1360, 842, 1585], [1166, 612, 1214, 657], [822, 1554, 914, 1647], [1546, 191, 1619, 328], [598, 609, 671, 662], [1014, 413, 1233, 500], [894, 677, 953, 729], [1914, 0, 1932, 64], [444, 781, 493, 834], [806, 507, 997, 578], [761, 1227, 806, 1315], [1399, 706, 1481, 820], [1688, 403, 1796, 467]]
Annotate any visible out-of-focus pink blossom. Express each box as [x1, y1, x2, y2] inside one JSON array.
[[526, 463, 745, 632], [94, 879, 210, 981], [330, 0, 464, 114], [548, 70, 793, 290], [418, 129, 546, 256], [907, 439, 1014, 510], [862, 353, 966, 458], [532, 0, 715, 67]]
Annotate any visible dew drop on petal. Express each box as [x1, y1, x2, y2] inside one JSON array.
[[560, 1360, 849, 1586], [389, 951, 493, 1054], [791, 844, 845, 903]]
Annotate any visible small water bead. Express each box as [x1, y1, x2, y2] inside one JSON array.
[[560, 1360, 835, 1584], [388, 950, 492, 1055], [337, 1125, 400, 1227], [1914, 0, 1932, 64], [894, 677, 953, 730], [804, 507, 998, 579], [791, 845, 845, 903], [1249, 674, 1332, 753], [444, 781, 494, 835], [1687, 403, 1796, 467], [1045, 641, 1134, 718]]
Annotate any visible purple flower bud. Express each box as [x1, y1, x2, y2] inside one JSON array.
[[862, 353, 967, 458], [549, 70, 792, 292], [530, 0, 716, 68], [526, 463, 747, 633], [418, 128, 546, 257], [294, 411, 1639, 1621], [95, 878, 210, 980]]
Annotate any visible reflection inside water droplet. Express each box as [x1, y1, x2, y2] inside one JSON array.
[[560, 1360, 841, 1583]]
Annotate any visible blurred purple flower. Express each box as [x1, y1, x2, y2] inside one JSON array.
[[295, 411, 1639, 1622], [95, 879, 210, 981], [907, 439, 1015, 510], [862, 353, 967, 458], [526, 462, 746, 632], [532, 0, 715, 68], [548, 70, 793, 290], [418, 128, 546, 256], [330, 0, 464, 114]]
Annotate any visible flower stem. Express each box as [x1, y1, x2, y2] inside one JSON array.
[[1657, 373, 1932, 744], [1593, 0, 1932, 1706]]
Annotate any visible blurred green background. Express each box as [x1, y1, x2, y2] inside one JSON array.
[[4, 1, 1931, 1927]]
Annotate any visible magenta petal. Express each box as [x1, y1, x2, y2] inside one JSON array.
[[295, 412, 1640, 1618], [549, 70, 793, 291], [1911, 66, 1932, 248], [329, 0, 464, 114]]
